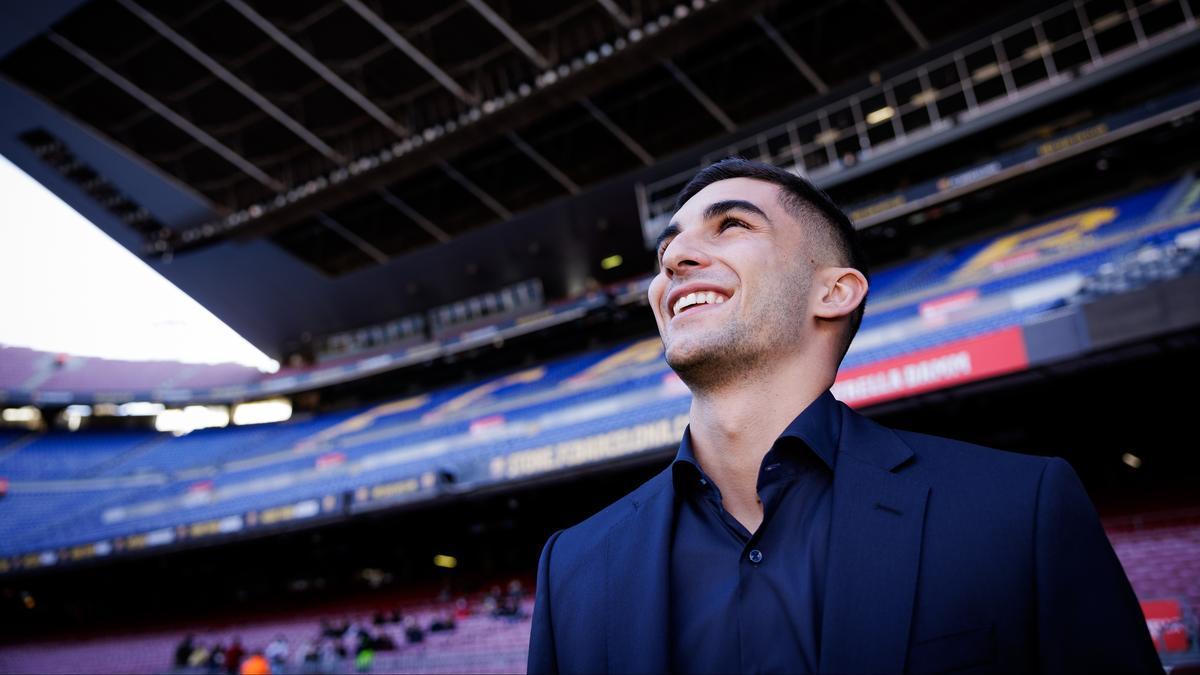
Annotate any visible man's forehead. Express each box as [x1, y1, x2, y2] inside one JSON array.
[[675, 177, 782, 221]]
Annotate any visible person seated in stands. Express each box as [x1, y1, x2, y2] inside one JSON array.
[[506, 578, 526, 604], [354, 645, 375, 674], [482, 585, 502, 616], [224, 638, 245, 675], [370, 631, 396, 651], [264, 635, 289, 669], [403, 616, 425, 644], [453, 596, 471, 619], [429, 611, 456, 632], [174, 634, 195, 669], [187, 640, 212, 671], [296, 640, 318, 674], [317, 639, 341, 672], [207, 641, 226, 673], [319, 618, 346, 638]]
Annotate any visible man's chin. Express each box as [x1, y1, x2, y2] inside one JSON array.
[[666, 341, 733, 379]]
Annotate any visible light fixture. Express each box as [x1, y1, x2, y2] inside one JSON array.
[[866, 106, 895, 125], [232, 398, 292, 426]]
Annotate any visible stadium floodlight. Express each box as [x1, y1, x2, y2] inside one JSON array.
[[866, 106, 896, 125], [1122, 453, 1143, 469], [63, 404, 92, 431], [116, 401, 165, 416], [232, 398, 292, 426], [601, 254, 624, 270], [1, 406, 40, 423], [433, 554, 458, 569], [156, 405, 229, 435]]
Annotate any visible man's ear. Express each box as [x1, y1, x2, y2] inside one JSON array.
[[812, 267, 868, 320]]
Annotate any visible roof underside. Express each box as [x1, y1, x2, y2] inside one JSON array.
[[1, 0, 1012, 277]]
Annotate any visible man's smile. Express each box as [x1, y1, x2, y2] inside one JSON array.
[[665, 284, 734, 321]]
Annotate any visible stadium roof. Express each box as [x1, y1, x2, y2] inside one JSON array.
[[0, 0, 1031, 357]]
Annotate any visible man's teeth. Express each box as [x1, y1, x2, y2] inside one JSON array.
[[673, 291, 727, 315]]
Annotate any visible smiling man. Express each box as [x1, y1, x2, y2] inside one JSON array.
[[528, 158, 1160, 674]]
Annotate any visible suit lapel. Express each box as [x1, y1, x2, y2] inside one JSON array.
[[819, 408, 930, 674], [604, 472, 674, 674]]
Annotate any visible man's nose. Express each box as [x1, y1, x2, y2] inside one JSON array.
[[661, 232, 710, 277]]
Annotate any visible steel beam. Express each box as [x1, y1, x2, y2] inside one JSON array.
[[48, 32, 283, 191], [753, 14, 828, 93], [438, 160, 511, 219], [342, 0, 476, 104], [594, 0, 634, 28], [579, 97, 653, 166], [119, 0, 346, 165], [883, 0, 929, 50], [316, 211, 389, 263], [464, 0, 550, 70], [506, 131, 580, 194], [662, 60, 735, 132], [226, 0, 408, 137], [376, 188, 452, 242]]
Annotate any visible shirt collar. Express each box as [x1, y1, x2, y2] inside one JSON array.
[[671, 389, 842, 490]]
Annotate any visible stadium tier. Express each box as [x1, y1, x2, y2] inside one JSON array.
[[0, 517, 1196, 674], [4, 164, 1200, 408], [2, 173, 1198, 570]]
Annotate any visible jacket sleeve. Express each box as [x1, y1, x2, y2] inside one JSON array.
[[528, 529, 564, 675], [1034, 458, 1162, 674]]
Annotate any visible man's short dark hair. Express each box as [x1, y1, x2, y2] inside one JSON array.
[[674, 157, 869, 360]]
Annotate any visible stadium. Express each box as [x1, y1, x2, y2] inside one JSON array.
[[1, 0, 1198, 672]]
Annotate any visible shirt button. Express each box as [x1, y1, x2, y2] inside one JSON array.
[[748, 549, 763, 564], [699, 478, 707, 486]]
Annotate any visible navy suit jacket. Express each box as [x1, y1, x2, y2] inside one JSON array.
[[528, 402, 1161, 674]]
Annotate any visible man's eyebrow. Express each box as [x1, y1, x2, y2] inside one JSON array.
[[703, 199, 770, 223], [655, 223, 680, 253]]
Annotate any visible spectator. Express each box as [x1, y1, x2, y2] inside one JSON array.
[[429, 612, 455, 632], [264, 635, 289, 669], [403, 616, 424, 644], [453, 597, 470, 620], [482, 586, 501, 616], [297, 640, 318, 675], [239, 652, 270, 675], [208, 642, 226, 673], [354, 647, 374, 674], [318, 639, 341, 673], [187, 641, 211, 671], [224, 638, 245, 675], [174, 634, 195, 669], [371, 632, 396, 651]]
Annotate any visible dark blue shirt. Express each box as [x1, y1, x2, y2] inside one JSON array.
[[668, 390, 841, 674]]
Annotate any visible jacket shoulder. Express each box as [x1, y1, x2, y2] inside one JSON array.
[[885, 424, 1056, 505], [548, 467, 673, 567]]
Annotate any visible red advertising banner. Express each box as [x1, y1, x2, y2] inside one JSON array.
[[833, 327, 1029, 408]]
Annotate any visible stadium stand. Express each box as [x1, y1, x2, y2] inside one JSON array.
[[0, 589, 534, 674], [2, 175, 1199, 569]]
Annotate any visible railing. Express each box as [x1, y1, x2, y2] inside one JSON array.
[[636, 0, 1198, 244]]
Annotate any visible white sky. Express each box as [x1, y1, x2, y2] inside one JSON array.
[[0, 154, 278, 372]]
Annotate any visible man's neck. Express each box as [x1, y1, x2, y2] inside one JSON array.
[[685, 355, 834, 533]]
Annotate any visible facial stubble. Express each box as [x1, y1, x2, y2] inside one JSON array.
[[663, 266, 812, 393]]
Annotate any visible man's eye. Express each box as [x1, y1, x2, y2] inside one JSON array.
[[719, 218, 746, 231]]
